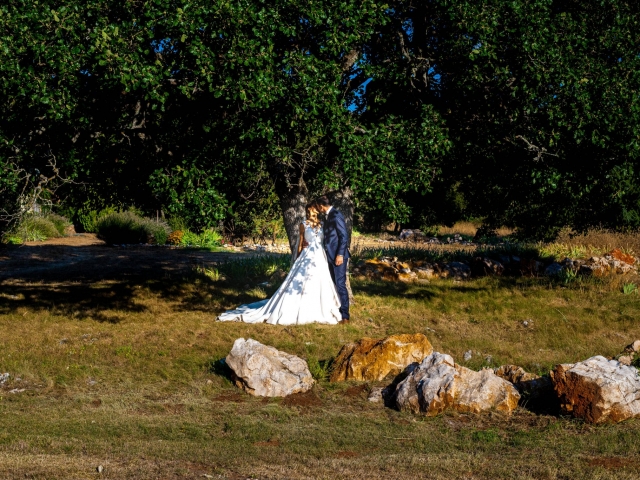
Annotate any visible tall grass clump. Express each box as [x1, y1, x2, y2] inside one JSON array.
[[3, 213, 71, 244], [95, 211, 170, 245]]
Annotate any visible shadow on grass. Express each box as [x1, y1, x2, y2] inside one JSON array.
[[0, 247, 274, 322], [0, 276, 270, 322], [352, 276, 542, 301]]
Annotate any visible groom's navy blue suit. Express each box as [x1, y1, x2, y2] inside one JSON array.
[[323, 207, 350, 320]]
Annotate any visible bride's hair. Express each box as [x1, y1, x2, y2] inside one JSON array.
[[305, 203, 321, 229]]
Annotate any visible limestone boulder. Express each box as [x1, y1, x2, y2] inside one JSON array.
[[388, 352, 520, 415], [330, 333, 433, 382], [551, 355, 640, 423], [226, 338, 314, 397]]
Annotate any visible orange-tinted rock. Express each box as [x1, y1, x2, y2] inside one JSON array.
[[330, 334, 433, 382], [388, 352, 520, 415], [551, 356, 640, 423], [611, 248, 636, 265]]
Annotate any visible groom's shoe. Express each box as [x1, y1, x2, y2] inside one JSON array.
[[338, 318, 350, 325]]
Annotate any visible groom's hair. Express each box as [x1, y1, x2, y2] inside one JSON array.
[[315, 195, 331, 207]]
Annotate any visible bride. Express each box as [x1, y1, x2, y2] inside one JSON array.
[[216, 203, 341, 325]]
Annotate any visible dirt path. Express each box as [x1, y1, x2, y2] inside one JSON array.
[[0, 234, 253, 282]]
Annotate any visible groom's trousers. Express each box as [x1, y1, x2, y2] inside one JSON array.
[[329, 259, 350, 320]]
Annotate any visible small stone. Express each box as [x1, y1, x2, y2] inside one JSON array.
[[625, 340, 640, 353], [618, 355, 633, 366], [97, 465, 104, 473], [59, 338, 69, 345], [0, 373, 9, 385], [367, 387, 384, 403], [463, 350, 472, 361], [522, 320, 531, 327], [544, 263, 563, 276]]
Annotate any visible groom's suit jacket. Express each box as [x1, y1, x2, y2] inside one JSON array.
[[323, 208, 350, 263]]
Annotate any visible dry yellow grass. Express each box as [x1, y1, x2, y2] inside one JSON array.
[[1, 244, 640, 479]]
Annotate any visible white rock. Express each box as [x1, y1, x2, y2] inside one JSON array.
[[463, 350, 472, 361], [388, 352, 520, 416], [225, 338, 314, 397], [551, 355, 640, 423]]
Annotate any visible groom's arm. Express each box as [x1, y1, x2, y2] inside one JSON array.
[[335, 212, 348, 265]]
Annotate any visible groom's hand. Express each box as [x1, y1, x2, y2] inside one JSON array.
[[335, 255, 344, 266]]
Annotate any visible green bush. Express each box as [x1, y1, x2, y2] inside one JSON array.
[[179, 229, 222, 248], [95, 211, 170, 245], [167, 216, 189, 232], [46, 213, 72, 236], [77, 207, 117, 233], [5, 213, 71, 243]]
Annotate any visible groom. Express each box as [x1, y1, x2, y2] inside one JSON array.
[[315, 195, 350, 324]]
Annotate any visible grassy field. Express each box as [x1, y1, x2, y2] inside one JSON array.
[[1, 241, 640, 479]]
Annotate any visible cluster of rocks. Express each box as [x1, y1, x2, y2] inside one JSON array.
[[545, 249, 637, 277], [223, 334, 640, 424], [398, 229, 474, 246], [351, 249, 638, 284], [352, 257, 472, 282]]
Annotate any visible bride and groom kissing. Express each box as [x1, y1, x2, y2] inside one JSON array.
[[217, 195, 350, 325]]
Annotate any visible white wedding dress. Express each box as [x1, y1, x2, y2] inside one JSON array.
[[217, 222, 341, 325]]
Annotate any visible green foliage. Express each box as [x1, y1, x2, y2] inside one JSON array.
[[555, 268, 578, 286], [622, 283, 638, 295], [307, 356, 330, 382], [167, 216, 189, 233], [3, 213, 71, 243], [1, 0, 640, 241], [76, 207, 118, 233], [180, 230, 222, 249], [46, 213, 72, 236], [94, 212, 170, 245]]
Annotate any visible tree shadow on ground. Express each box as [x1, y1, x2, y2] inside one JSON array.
[[0, 277, 269, 322], [0, 245, 272, 321], [352, 276, 546, 301]]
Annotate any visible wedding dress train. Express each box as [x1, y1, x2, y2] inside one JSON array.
[[216, 222, 341, 325]]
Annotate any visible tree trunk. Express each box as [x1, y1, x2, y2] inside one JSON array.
[[274, 177, 308, 259]]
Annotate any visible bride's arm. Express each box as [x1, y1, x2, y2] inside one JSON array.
[[297, 223, 305, 257]]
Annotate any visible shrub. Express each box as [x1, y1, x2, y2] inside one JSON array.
[[46, 213, 72, 236], [167, 230, 184, 245], [95, 211, 170, 245], [77, 207, 117, 233], [179, 229, 222, 248], [167, 216, 189, 232], [4, 213, 71, 243]]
